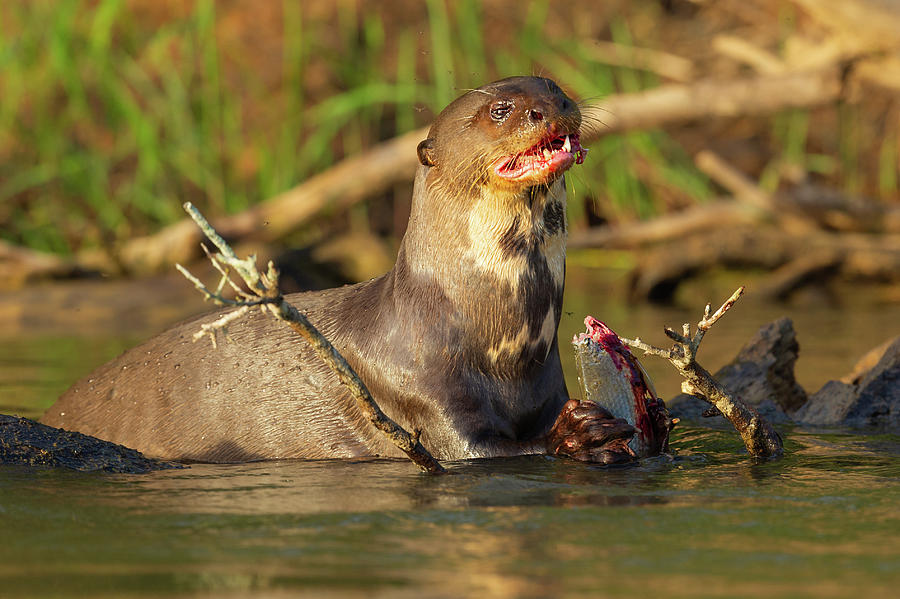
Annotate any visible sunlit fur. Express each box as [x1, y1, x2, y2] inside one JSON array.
[[43, 77, 584, 463], [402, 77, 580, 377]]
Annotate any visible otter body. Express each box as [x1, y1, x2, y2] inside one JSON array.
[[43, 77, 636, 463]]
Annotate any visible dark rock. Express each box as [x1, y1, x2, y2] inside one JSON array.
[[722, 317, 807, 412], [794, 381, 858, 426], [668, 318, 804, 424], [839, 337, 895, 385], [668, 394, 793, 426], [0, 414, 183, 473], [796, 336, 900, 429]]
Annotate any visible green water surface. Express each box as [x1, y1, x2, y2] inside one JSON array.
[[2, 268, 899, 597], [2, 428, 898, 598]]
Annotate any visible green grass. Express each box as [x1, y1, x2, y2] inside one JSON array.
[[879, 123, 899, 198], [17, 0, 883, 264]]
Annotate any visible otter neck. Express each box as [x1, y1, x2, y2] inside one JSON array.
[[394, 165, 567, 369]]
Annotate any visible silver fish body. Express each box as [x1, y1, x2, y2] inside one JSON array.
[[573, 317, 670, 458]]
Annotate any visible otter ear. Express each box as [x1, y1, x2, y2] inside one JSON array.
[[417, 138, 436, 166]]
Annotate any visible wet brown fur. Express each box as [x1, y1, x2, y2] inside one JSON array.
[[42, 77, 587, 462]]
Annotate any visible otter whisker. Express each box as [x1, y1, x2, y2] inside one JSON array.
[[461, 88, 495, 97]]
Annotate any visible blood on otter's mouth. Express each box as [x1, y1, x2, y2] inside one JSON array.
[[493, 132, 587, 181]]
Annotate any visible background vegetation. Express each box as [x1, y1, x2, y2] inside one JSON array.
[[1, 0, 897, 267]]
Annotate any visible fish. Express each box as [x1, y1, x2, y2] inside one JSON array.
[[573, 316, 672, 458]]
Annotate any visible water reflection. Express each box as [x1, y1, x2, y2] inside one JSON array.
[[86, 455, 679, 516], [7, 426, 893, 521], [3, 425, 899, 598], [3, 266, 900, 597]]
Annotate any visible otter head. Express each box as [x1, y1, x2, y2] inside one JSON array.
[[402, 78, 584, 373], [417, 76, 585, 191]]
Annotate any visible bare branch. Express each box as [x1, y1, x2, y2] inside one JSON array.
[[182, 202, 265, 296], [620, 336, 676, 360], [699, 286, 744, 331], [202, 244, 251, 300], [664, 327, 689, 346], [192, 306, 252, 348], [623, 287, 783, 458], [176, 203, 446, 474], [175, 263, 261, 308]]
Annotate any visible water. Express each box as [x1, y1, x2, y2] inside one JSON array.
[[2, 266, 900, 597], [2, 429, 898, 598]]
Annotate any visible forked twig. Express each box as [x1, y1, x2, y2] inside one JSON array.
[[622, 287, 783, 458], [176, 202, 446, 474]]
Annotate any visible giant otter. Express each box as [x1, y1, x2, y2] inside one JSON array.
[[42, 77, 649, 464]]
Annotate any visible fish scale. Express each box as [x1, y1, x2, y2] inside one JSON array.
[[572, 317, 667, 458]]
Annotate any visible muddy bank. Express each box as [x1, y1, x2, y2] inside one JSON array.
[[0, 414, 182, 473]]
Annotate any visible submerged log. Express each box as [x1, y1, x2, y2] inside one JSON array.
[[623, 225, 900, 303], [0, 415, 182, 473]]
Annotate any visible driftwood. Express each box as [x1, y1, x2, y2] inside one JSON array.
[[663, 311, 900, 431], [111, 127, 428, 276], [716, 0, 900, 85], [571, 146, 900, 301], [578, 68, 841, 143], [51, 68, 843, 277], [176, 203, 446, 475], [564, 0, 900, 298], [584, 40, 695, 83], [785, 0, 900, 73], [0, 240, 92, 288], [569, 0, 900, 299], [621, 288, 784, 458], [694, 150, 778, 213], [784, 183, 900, 234], [568, 201, 761, 250], [624, 225, 900, 303], [692, 150, 900, 235], [712, 35, 788, 75], [662, 317, 900, 431]]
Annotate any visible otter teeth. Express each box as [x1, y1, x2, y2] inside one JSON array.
[[495, 132, 585, 178]]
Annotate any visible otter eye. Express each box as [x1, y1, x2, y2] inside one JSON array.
[[490, 100, 513, 122]]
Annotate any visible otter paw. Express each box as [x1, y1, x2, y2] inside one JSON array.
[[648, 396, 676, 455], [547, 399, 637, 464]]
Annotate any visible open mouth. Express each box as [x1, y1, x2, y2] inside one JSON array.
[[493, 132, 587, 181]]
